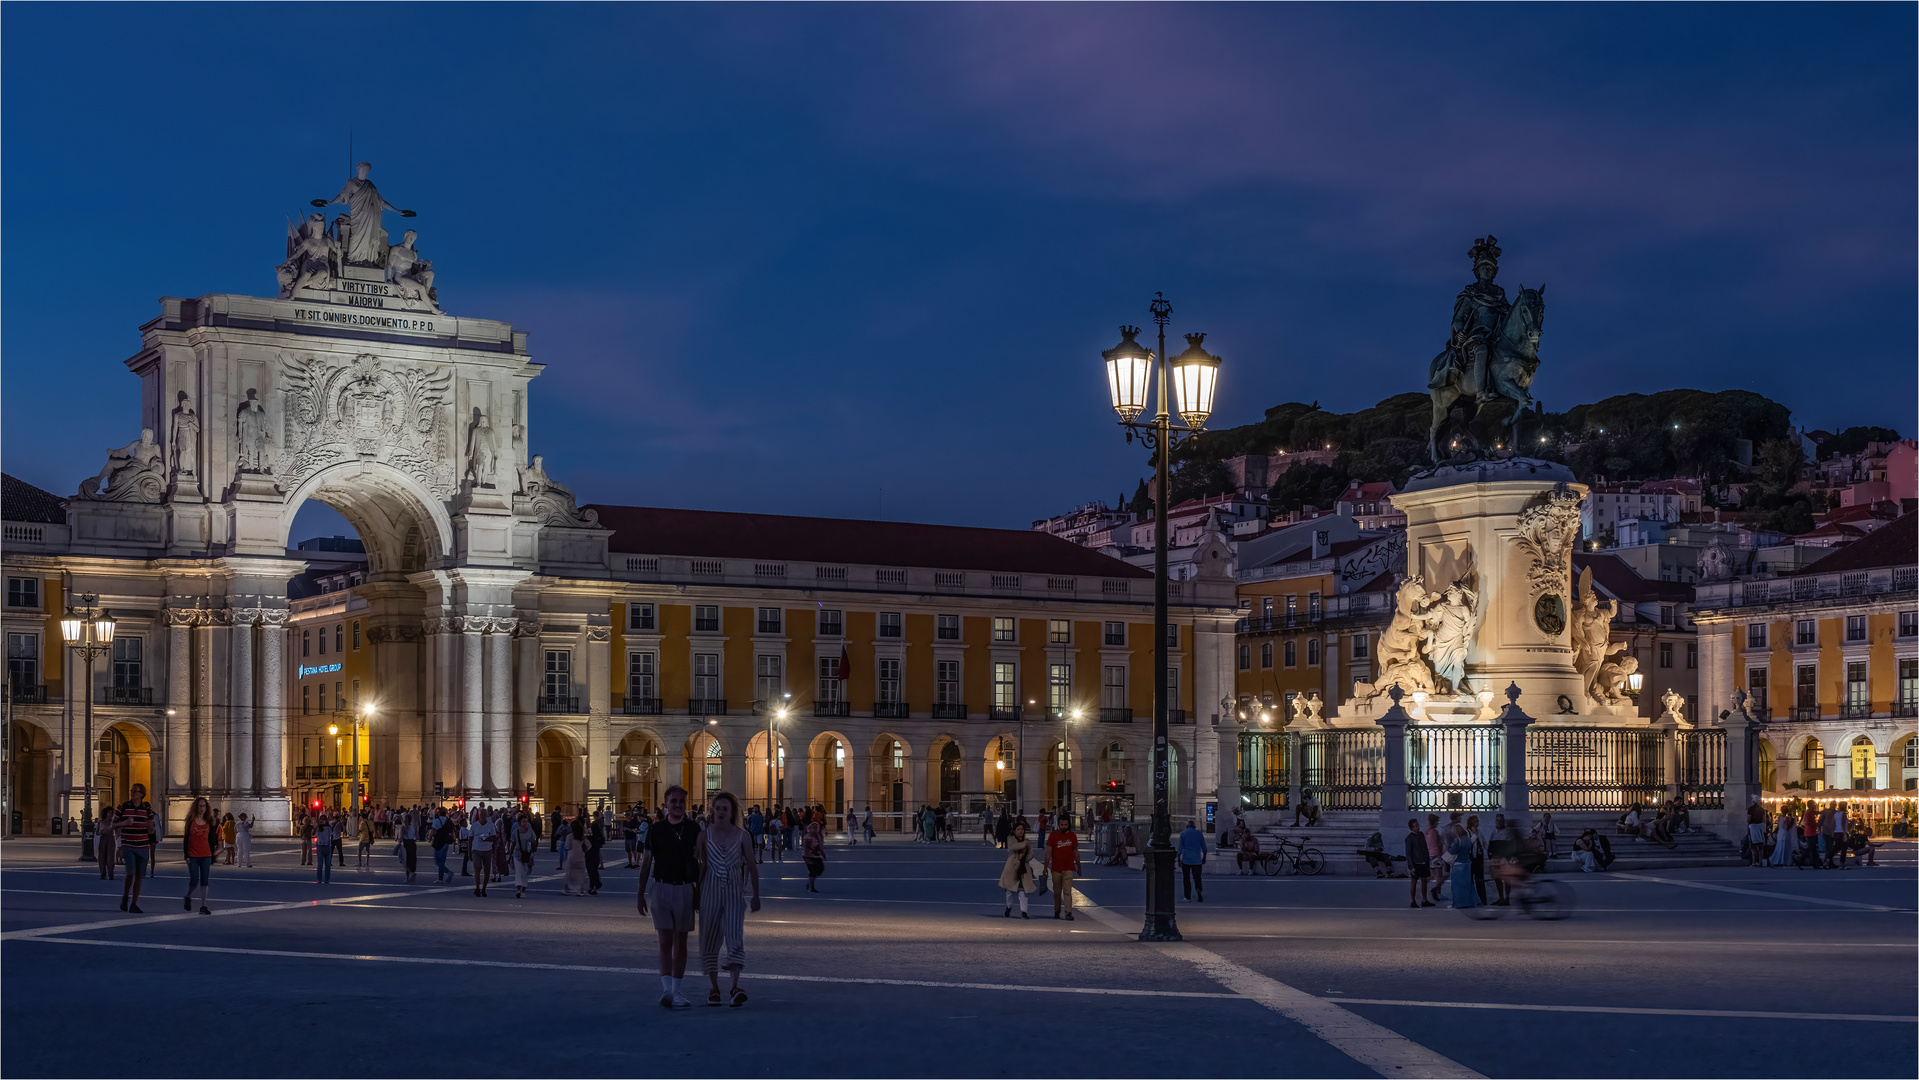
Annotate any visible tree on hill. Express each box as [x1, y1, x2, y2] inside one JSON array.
[[1267, 462, 1349, 514]]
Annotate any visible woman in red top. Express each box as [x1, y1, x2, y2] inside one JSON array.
[[183, 796, 217, 914]]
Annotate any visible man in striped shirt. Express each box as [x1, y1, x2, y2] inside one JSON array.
[[117, 783, 158, 913]]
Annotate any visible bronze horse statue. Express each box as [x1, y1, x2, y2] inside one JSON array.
[[1426, 284, 1544, 462]]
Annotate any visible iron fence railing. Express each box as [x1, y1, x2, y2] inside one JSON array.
[[1237, 731, 1289, 810], [1406, 724, 1502, 810], [1676, 727, 1726, 809], [1525, 726, 1664, 811], [1300, 727, 1383, 810]]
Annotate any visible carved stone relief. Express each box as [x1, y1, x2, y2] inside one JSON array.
[[1512, 484, 1583, 600], [279, 353, 454, 497]]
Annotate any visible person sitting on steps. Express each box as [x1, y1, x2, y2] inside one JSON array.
[[1293, 790, 1321, 828]]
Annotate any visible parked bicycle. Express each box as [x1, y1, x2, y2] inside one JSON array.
[[1253, 835, 1325, 876]]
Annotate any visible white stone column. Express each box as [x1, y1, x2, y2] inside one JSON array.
[[514, 621, 541, 792], [461, 621, 484, 796], [586, 624, 613, 804], [258, 613, 288, 795], [230, 613, 255, 795], [166, 611, 193, 791], [485, 621, 513, 795], [196, 619, 215, 789]]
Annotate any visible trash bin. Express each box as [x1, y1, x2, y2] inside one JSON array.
[[9, 809, 20, 835], [50, 815, 62, 836]]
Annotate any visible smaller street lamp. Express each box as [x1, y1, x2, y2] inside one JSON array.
[[60, 595, 115, 860]]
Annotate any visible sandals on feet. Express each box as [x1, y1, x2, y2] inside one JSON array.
[[730, 988, 748, 1008]]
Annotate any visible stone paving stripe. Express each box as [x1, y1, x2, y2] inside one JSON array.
[[1073, 891, 1483, 1080], [18, 937, 1240, 1000], [0, 877, 558, 940], [1610, 872, 1904, 911], [1334, 997, 1919, 1023], [2, 888, 286, 904]]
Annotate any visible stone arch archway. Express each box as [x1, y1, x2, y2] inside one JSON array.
[[614, 728, 664, 811], [807, 731, 853, 816], [868, 733, 914, 823], [94, 720, 157, 811], [276, 460, 455, 579], [929, 737, 964, 810], [537, 727, 583, 813], [743, 730, 794, 807]]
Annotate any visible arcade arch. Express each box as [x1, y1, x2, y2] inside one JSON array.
[[615, 729, 663, 811], [94, 721, 156, 810], [807, 731, 852, 816], [744, 730, 793, 807], [537, 728, 584, 813], [928, 737, 963, 809], [868, 733, 912, 823]]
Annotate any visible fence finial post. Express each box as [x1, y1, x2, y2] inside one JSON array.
[[1498, 682, 1534, 825], [1377, 685, 1411, 836]]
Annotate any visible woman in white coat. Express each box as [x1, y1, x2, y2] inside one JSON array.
[[997, 821, 1042, 918]]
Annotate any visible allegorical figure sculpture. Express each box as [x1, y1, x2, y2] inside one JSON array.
[[464, 407, 497, 488], [385, 228, 440, 312], [277, 213, 339, 297], [1660, 687, 1688, 725], [1425, 235, 1546, 462], [315, 162, 414, 267], [78, 428, 165, 502], [168, 390, 200, 478], [1370, 575, 1440, 698], [235, 388, 270, 472], [1569, 567, 1619, 706], [519, 454, 600, 528], [1421, 579, 1480, 696], [1593, 651, 1638, 706]]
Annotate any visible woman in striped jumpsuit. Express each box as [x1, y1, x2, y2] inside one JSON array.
[[699, 792, 761, 1007]]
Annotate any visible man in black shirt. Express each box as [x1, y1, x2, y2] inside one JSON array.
[[638, 785, 701, 1009]]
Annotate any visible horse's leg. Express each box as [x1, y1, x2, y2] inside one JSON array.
[[1428, 388, 1455, 462]]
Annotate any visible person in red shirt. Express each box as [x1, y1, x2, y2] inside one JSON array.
[[1045, 818, 1082, 920], [182, 796, 217, 914], [116, 783, 159, 914]]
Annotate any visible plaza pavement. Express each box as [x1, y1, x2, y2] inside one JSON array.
[[2, 831, 1913, 1079]]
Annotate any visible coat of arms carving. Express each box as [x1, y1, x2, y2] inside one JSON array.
[[277, 353, 455, 497]]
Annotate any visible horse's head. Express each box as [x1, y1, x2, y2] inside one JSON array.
[[1504, 283, 1545, 357]]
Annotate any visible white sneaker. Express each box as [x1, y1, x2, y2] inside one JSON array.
[[669, 993, 695, 1009]]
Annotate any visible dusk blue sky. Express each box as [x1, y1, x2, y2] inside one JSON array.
[[4, 4, 1913, 538]]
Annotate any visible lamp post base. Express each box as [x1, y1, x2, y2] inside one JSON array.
[[1137, 845, 1182, 941]]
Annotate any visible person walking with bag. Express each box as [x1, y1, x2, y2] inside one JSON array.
[[801, 819, 826, 892], [998, 820, 1040, 918], [699, 792, 760, 1007], [430, 811, 455, 884], [511, 809, 538, 899]]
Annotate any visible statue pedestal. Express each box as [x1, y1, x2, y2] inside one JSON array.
[[1393, 458, 1589, 722]]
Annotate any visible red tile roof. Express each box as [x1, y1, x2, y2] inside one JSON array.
[[583, 504, 1153, 578], [1796, 512, 1917, 576], [1571, 553, 1694, 602]]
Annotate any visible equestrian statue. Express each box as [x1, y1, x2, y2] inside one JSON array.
[[1425, 235, 1545, 463]]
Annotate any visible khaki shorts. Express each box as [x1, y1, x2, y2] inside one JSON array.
[[647, 882, 696, 934]]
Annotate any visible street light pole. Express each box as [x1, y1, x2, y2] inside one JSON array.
[[60, 595, 116, 862], [1102, 294, 1222, 943]]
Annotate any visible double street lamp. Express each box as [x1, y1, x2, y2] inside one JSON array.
[[60, 595, 116, 861], [1101, 293, 1222, 943]]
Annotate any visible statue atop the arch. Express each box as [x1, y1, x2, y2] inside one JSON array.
[[76, 428, 165, 502], [313, 162, 415, 268], [277, 213, 339, 298], [519, 454, 600, 528], [386, 229, 440, 313]]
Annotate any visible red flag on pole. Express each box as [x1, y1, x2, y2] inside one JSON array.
[[837, 645, 851, 681]]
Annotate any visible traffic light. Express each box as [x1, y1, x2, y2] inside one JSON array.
[[433, 780, 445, 799], [310, 798, 322, 811], [457, 796, 466, 809], [526, 782, 536, 799]]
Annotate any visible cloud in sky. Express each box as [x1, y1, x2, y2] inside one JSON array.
[[3, 5, 1911, 531]]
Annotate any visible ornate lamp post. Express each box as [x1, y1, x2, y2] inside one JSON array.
[[767, 693, 791, 809], [60, 595, 116, 860], [1101, 292, 1221, 942]]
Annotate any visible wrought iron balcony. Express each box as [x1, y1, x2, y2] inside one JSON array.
[[931, 703, 967, 719], [99, 686, 154, 705], [1839, 703, 1872, 719], [1235, 613, 1324, 634], [1099, 707, 1134, 723], [8, 684, 48, 705], [872, 702, 911, 719], [620, 697, 663, 716], [814, 701, 851, 718], [989, 705, 1024, 721], [1165, 708, 1190, 725], [1893, 701, 1918, 719], [1792, 706, 1820, 722], [688, 698, 728, 716], [540, 695, 583, 715]]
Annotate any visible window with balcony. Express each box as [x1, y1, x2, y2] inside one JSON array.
[[628, 652, 658, 708], [693, 652, 721, 701], [1285, 595, 1298, 616], [936, 660, 960, 706], [1747, 624, 1767, 648], [878, 658, 901, 704], [1048, 619, 1070, 644], [992, 662, 1017, 714], [1308, 592, 1321, 618], [1900, 610, 1918, 638], [1796, 620, 1816, 646], [1103, 622, 1126, 647], [5, 577, 39, 610], [1846, 615, 1867, 643], [879, 612, 902, 638], [107, 636, 143, 702], [544, 650, 572, 710], [1260, 597, 1274, 618], [1747, 667, 1768, 712], [1898, 658, 1917, 716], [755, 655, 782, 705], [1844, 661, 1869, 715], [1101, 665, 1127, 709], [757, 607, 782, 634], [629, 603, 656, 632], [992, 617, 1015, 643], [818, 656, 845, 704], [1048, 663, 1070, 711], [694, 606, 720, 633], [936, 614, 960, 641], [1796, 664, 1817, 715], [818, 609, 844, 638], [6, 633, 40, 700]]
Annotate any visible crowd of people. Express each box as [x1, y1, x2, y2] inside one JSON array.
[[1743, 797, 1881, 869]]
